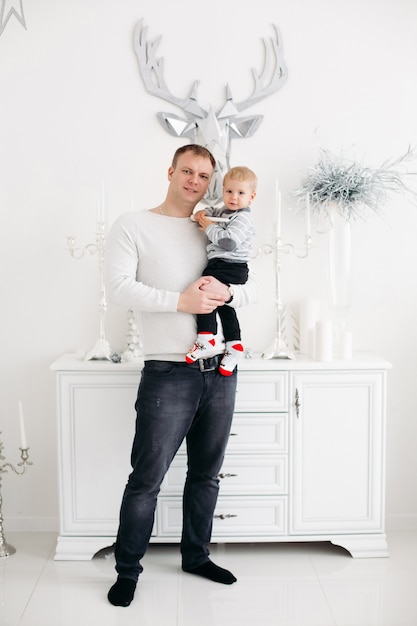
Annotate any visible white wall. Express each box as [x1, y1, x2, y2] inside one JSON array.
[[1, 0, 416, 531]]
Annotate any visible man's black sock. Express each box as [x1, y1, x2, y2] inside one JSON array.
[[107, 578, 137, 607], [182, 560, 237, 584]]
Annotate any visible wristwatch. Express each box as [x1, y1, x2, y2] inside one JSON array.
[[226, 285, 234, 304]]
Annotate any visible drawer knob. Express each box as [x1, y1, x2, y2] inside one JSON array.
[[213, 514, 238, 520], [217, 473, 238, 479]]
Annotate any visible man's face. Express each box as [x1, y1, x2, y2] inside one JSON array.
[[168, 152, 213, 207]]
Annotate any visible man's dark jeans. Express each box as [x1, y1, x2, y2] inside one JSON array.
[[114, 356, 237, 581]]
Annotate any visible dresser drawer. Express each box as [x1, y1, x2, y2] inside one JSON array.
[[160, 455, 287, 495], [158, 496, 287, 537], [235, 372, 288, 412], [228, 414, 288, 453], [176, 414, 287, 456]]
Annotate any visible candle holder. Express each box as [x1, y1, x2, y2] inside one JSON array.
[[260, 232, 312, 359], [67, 220, 112, 360], [0, 436, 33, 557]]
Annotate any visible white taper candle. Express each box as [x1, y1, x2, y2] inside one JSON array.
[[18, 400, 27, 449], [98, 178, 105, 223], [275, 179, 282, 239]]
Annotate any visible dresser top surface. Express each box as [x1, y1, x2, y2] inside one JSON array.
[[50, 352, 392, 372]]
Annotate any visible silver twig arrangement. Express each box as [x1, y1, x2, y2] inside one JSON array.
[[0, 436, 32, 557], [294, 146, 417, 224], [67, 216, 112, 361]]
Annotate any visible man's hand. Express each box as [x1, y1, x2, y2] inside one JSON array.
[[177, 277, 226, 314], [199, 276, 230, 302]]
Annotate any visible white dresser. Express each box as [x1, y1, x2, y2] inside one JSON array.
[[50, 352, 391, 560]]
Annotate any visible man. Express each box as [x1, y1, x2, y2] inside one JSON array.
[[104, 144, 259, 607]]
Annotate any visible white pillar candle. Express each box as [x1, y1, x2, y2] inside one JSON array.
[[299, 298, 320, 357], [340, 330, 353, 360], [307, 328, 316, 361], [315, 320, 333, 362], [18, 400, 27, 449]]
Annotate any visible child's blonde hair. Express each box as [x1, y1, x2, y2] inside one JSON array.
[[224, 166, 258, 191]]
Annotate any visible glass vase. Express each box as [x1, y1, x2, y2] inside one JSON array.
[[327, 210, 351, 356]]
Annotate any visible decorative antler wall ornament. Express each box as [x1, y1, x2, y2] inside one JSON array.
[[0, 0, 26, 37], [133, 19, 288, 205]]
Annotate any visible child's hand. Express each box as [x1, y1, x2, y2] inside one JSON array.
[[193, 210, 207, 223], [194, 210, 213, 231]]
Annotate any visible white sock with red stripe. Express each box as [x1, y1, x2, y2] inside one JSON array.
[[185, 333, 217, 363], [219, 341, 244, 376]]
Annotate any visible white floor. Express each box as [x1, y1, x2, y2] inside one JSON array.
[[2, 531, 417, 626]]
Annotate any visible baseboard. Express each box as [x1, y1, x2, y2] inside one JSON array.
[[4, 517, 59, 532], [385, 514, 417, 530]]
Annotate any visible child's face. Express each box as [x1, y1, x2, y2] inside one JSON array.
[[223, 179, 256, 211]]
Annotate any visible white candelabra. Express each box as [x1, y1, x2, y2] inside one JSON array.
[[261, 186, 312, 359], [67, 219, 112, 360], [67, 183, 112, 360], [0, 403, 32, 558], [0, 443, 32, 557]]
